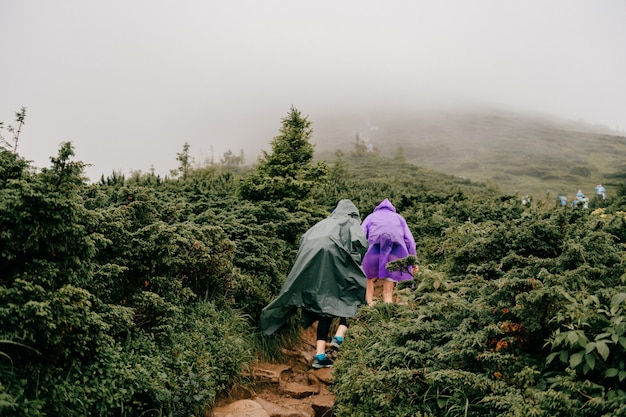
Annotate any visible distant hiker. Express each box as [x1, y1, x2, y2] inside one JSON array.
[[522, 195, 531, 205], [361, 199, 417, 305], [595, 183, 606, 200], [259, 199, 368, 369], [571, 190, 589, 209], [557, 195, 567, 207]]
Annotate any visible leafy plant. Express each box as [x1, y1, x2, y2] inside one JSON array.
[[2, 107, 626, 416], [546, 292, 626, 385]]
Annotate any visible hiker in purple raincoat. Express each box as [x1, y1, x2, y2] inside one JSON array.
[[362, 199, 417, 304]]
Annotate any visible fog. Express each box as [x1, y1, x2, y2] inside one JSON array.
[[1, 0, 625, 181]]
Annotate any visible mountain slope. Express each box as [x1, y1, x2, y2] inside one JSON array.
[[311, 109, 626, 200]]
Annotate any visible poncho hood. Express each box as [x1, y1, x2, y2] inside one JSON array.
[[374, 198, 396, 213], [331, 199, 362, 219]]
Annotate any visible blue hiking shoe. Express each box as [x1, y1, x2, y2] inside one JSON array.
[[330, 336, 343, 349], [312, 354, 333, 369]]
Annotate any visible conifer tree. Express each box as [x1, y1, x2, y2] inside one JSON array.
[[171, 142, 193, 179], [239, 106, 327, 210]]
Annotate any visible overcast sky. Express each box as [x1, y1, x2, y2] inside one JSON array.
[[1, 1, 625, 181]]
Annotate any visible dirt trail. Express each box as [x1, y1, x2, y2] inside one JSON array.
[[208, 282, 390, 417], [209, 326, 335, 417]]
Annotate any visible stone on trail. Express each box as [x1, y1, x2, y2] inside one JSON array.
[[210, 399, 270, 417], [280, 381, 320, 399], [311, 393, 334, 416], [255, 397, 313, 417], [308, 367, 333, 385], [250, 362, 291, 383]]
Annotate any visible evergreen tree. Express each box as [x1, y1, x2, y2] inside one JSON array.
[[0, 142, 98, 290], [239, 106, 328, 210], [171, 142, 193, 179], [394, 146, 407, 163], [0, 106, 26, 153], [220, 149, 245, 167]]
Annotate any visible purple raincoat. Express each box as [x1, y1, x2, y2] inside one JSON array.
[[361, 199, 416, 282]]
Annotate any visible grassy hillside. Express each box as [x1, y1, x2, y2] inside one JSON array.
[[311, 109, 626, 201]]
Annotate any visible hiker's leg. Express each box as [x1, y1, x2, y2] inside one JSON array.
[[382, 280, 395, 303], [366, 278, 376, 305], [362, 243, 381, 306], [316, 316, 332, 355], [330, 318, 348, 349], [334, 317, 348, 338]]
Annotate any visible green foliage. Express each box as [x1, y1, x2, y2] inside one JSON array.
[[220, 148, 245, 167], [332, 194, 626, 416], [2, 108, 626, 416], [171, 141, 194, 179], [0, 142, 101, 290], [0, 280, 114, 365], [0, 147, 28, 185], [0, 106, 26, 153], [159, 301, 253, 416], [546, 292, 626, 385], [0, 301, 251, 417], [239, 106, 329, 210], [313, 111, 626, 199]]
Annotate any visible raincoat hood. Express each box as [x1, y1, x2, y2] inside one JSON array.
[[330, 199, 362, 219], [374, 198, 396, 213]]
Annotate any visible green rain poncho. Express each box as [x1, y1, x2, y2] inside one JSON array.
[[259, 199, 368, 335]]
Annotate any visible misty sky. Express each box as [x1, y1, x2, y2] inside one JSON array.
[[1, 0, 625, 181]]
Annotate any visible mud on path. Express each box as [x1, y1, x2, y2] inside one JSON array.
[[208, 326, 336, 417], [207, 282, 393, 417]]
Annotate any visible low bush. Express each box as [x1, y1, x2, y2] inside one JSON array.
[[332, 204, 626, 416]]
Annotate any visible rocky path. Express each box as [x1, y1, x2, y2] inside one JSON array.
[[208, 283, 392, 417], [209, 327, 337, 417]]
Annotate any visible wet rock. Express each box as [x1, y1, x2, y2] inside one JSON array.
[[300, 350, 315, 365], [282, 348, 313, 366], [278, 397, 316, 417], [280, 381, 320, 399], [308, 367, 333, 385], [251, 362, 292, 384], [210, 399, 269, 417], [223, 382, 255, 401], [255, 397, 312, 417], [311, 393, 335, 417]]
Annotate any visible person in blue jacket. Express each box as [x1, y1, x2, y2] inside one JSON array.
[[259, 199, 368, 368]]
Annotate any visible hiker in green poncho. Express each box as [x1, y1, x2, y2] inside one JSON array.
[[259, 199, 369, 368]]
